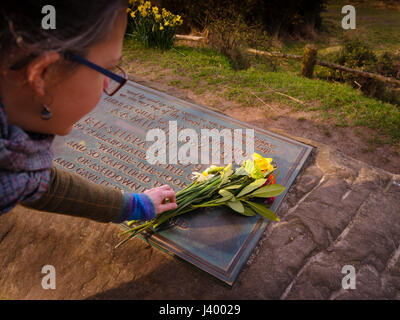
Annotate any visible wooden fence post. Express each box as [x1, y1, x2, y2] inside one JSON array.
[[301, 45, 318, 78]]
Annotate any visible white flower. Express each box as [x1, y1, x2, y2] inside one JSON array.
[[191, 171, 214, 182]]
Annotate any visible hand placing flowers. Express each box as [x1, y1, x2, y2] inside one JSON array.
[[116, 153, 285, 248], [143, 184, 178, 215]]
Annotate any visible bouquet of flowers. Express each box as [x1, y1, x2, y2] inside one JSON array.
[[116, 153, 285, 248]]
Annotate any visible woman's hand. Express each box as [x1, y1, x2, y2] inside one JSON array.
[[143, 184, 178, 215]]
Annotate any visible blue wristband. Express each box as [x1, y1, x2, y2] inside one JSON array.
[[127, 193, 156, 222]]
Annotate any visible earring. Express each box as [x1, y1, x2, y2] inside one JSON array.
[[33, 94, 53, 120], [40, 104, 53, 120]]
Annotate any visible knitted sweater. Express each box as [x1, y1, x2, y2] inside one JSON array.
[[0, 97, 155, 223]]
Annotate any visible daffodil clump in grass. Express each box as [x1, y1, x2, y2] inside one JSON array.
[[126, 0, 183, 50], [116, 153, 285, 248]]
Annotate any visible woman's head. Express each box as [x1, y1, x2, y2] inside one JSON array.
[[0, 0, 129, 135]]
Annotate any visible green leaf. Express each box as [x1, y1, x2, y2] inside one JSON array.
[[223, 184, 243, 190], [236, 178, 267, 198], [212, 189, 235, 203], [226, 200, 244, 214], [248, 184, 285, 198], [241, 204, 257, 216], [219, 189, 234, 197], [244, 200, 280, 221]]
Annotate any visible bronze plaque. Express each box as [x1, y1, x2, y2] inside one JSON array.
[[52, 81, 312, 285]]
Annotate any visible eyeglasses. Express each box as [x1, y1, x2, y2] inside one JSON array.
[[10, 52, 128, 97], [68, 53, 128, 96]]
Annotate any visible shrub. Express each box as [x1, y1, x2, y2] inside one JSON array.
[[373, 52, 400, 105], [329, 39, 400, 105], [205, 5, 254, 71], [126, 0, 183, 50], [374, 52, 400, 79]]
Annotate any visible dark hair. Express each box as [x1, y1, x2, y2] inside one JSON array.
[[0, 0, 129, 69]]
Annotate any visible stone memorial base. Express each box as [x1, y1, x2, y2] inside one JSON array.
[[1, 135, 400, 299]]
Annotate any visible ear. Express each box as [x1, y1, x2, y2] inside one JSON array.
[[26, 51, 61, 97]]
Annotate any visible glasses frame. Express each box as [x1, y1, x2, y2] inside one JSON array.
[[9, 52, 128, 96], [69, 53, 128, 96]]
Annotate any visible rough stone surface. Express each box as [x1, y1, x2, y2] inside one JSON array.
[[1, 136, 400, 300]]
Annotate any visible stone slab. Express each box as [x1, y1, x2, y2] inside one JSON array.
[[1, 133, 400, 299]]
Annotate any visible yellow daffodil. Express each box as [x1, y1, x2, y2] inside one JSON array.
[[159, 24, 164, 30], [172, 15, 183, 26], [152, 6, 159, 14], [154, 13, 162, 22], [253, 153, 274, 172], [206, 165, 224, 174], [192, 170, 214, 182], [192, 165, 225, 181], [220, 163, 233, 182], [164, 20, 169, 26]]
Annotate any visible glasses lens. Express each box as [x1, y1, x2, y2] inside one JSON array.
[[104, 66, 126, 95]]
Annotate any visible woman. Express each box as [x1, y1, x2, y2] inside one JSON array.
[[0, 1, 178, 224]]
